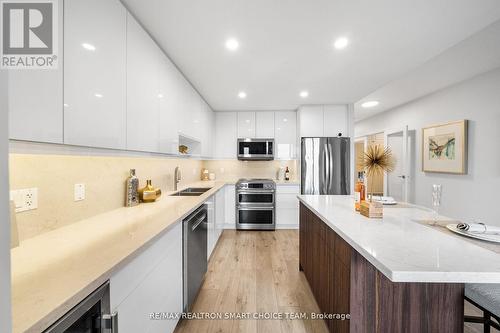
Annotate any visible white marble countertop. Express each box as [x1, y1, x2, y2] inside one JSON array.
[[298, 195, 500, 283]]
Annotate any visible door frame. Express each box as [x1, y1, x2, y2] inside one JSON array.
[[383, 126, 409, 202]]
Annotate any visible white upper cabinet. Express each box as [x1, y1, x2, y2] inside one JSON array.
[[126, 13, 161, 152], [299, 105, 349, 138], [64, 0, 127, 149], [255, 112, 275, 138], [298, 105, 324, 137], [275, 111, 297, 159], [237, 112, 256, 138], [201, 101, 214, 158], [8, 0, 63, 144], [214, 112, 237, 159], [158, 56, 180, 154], [323, 105, 348, 137]]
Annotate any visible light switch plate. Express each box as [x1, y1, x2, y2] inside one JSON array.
[[10, 188, 38, 213], [74, 184, 85, 201]]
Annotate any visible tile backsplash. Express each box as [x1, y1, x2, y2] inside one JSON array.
[[203, 159, 298, 182], [9, 154, 298, 242], [9, 154, 203, 242]]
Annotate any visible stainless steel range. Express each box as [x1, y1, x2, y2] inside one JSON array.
[[236, 179, 276, 230]]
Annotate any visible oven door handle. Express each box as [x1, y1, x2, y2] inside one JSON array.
[[237, 206, 275, 210], [237, 190, 275, 194]]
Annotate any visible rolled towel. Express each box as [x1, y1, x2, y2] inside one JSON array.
[[457, 222, 500, 235]]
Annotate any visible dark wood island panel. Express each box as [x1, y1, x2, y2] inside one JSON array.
[[299, 203, 465, 333]]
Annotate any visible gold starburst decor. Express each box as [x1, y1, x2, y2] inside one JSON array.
[[360, 145, 395, 218]]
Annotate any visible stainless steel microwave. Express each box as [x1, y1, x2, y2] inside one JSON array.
[[237, 138, 274, 161]]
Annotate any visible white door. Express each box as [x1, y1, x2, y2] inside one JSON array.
[[237, 112, 256, 138], [384, 126, 409, 202]]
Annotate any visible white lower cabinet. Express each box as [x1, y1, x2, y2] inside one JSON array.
[[206, 196, 216, 260], [215, 187, 225, 239], [275, 184, 300, 228], [110, 223, 182, 333], [224, 185, 236, 227]]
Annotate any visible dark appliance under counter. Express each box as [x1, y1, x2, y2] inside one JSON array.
[[44, 281, 117, 333]]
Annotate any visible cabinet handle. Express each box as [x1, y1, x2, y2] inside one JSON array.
[[102, 312, 118, 333]]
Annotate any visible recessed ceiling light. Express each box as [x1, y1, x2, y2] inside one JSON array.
[[299, 91, 309, 98], [361, 100, 379, 108], [333, 37, 349, 50], [82, 43, 96, 51], [225, 38, 239, 51], [238, 91, 247, 99], [157, 93, 164, 99], [94, 93, 103, 98]]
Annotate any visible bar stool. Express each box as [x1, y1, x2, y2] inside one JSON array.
[[465, 284, 500, 332]]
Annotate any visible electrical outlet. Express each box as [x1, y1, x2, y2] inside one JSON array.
[[74, 184, 85, 201], [10, 188, 38, 212]]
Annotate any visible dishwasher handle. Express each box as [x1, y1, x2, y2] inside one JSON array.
[[191, 213, 207, 231]]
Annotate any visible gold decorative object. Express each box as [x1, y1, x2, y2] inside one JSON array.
[[138, 180, 162, 203], [179, 145, 189, 154], [360, 145, 395, 218], [201, 168, 209, 181], [422, 120, 468, 174]]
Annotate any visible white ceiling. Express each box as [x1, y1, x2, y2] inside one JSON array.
[[354, 20, 500, 121], [122, 0, 500, 111]]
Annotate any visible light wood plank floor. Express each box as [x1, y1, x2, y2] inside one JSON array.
[[174, 230, 497, 333], [174, 230, 329, 333]]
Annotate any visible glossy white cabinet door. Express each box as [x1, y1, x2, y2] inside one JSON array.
[[275, 111, 297, 159], [224, 185, 236, 227], [9, 0, 63, 143], [298, 105, 324, 137], [214, 112, 237, 159], [323, 105, 348, 137], [126, 13, 161, 152], [64, 0, 126, 149], [215, 187, 225, 239], [255, 112, 275, 138], [201, 102, 214, 158], [275, 185, 300, 227], [111, 222, 182, 333], [158, 55, 180, 154], [237, 111, 256, 138], [206, 196, 216, 260]]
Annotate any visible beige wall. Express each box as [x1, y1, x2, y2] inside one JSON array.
[[9, 154, 203, 242], [203, 159, 298, 182]]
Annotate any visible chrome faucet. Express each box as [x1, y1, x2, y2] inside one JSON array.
[[174, 166, 182, 191]]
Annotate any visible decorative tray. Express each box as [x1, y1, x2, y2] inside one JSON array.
[[446, 224, 500, 244]]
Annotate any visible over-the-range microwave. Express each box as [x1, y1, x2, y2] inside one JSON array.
[[237, 138, 274, 161]]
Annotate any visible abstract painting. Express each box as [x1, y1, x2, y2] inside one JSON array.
[[422, 120, 467, 174]]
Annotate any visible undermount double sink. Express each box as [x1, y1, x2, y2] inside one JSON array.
[[170, 187, 212, 197]]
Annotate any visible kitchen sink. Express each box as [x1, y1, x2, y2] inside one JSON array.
[[170, 187, 212, 196]]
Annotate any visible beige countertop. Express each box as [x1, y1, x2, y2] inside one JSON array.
[[11, 180, 226, 333]]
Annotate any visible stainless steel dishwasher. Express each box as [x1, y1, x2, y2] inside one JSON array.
[[183, 204, 208, 312]]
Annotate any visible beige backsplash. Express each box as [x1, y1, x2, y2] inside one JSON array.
[[9, 154, 203, 242], [9, 154, 297, 242], [203, 159, 298, 182]]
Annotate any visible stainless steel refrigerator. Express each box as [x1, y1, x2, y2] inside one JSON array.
[[301, 137, 350, 195]]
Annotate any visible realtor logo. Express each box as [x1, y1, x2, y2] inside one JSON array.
[[1, 0, 58, 69]]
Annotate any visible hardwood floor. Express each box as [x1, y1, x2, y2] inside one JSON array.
[[174, 229, 496, 333], [174, 230, 329, 333]]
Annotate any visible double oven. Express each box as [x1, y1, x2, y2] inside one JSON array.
[[236, 179, 276, 230]]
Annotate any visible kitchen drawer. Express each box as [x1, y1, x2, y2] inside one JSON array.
[[276, 208, 298, 226], [110, 222, 182, 309], [276, 184, 300, 194], [276, 193, 299, 209]]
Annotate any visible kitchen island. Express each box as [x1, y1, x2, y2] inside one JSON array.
[[298, 195, 500, 333]]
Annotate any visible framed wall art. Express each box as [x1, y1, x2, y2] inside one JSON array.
[[422, 120, 468, 174]]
